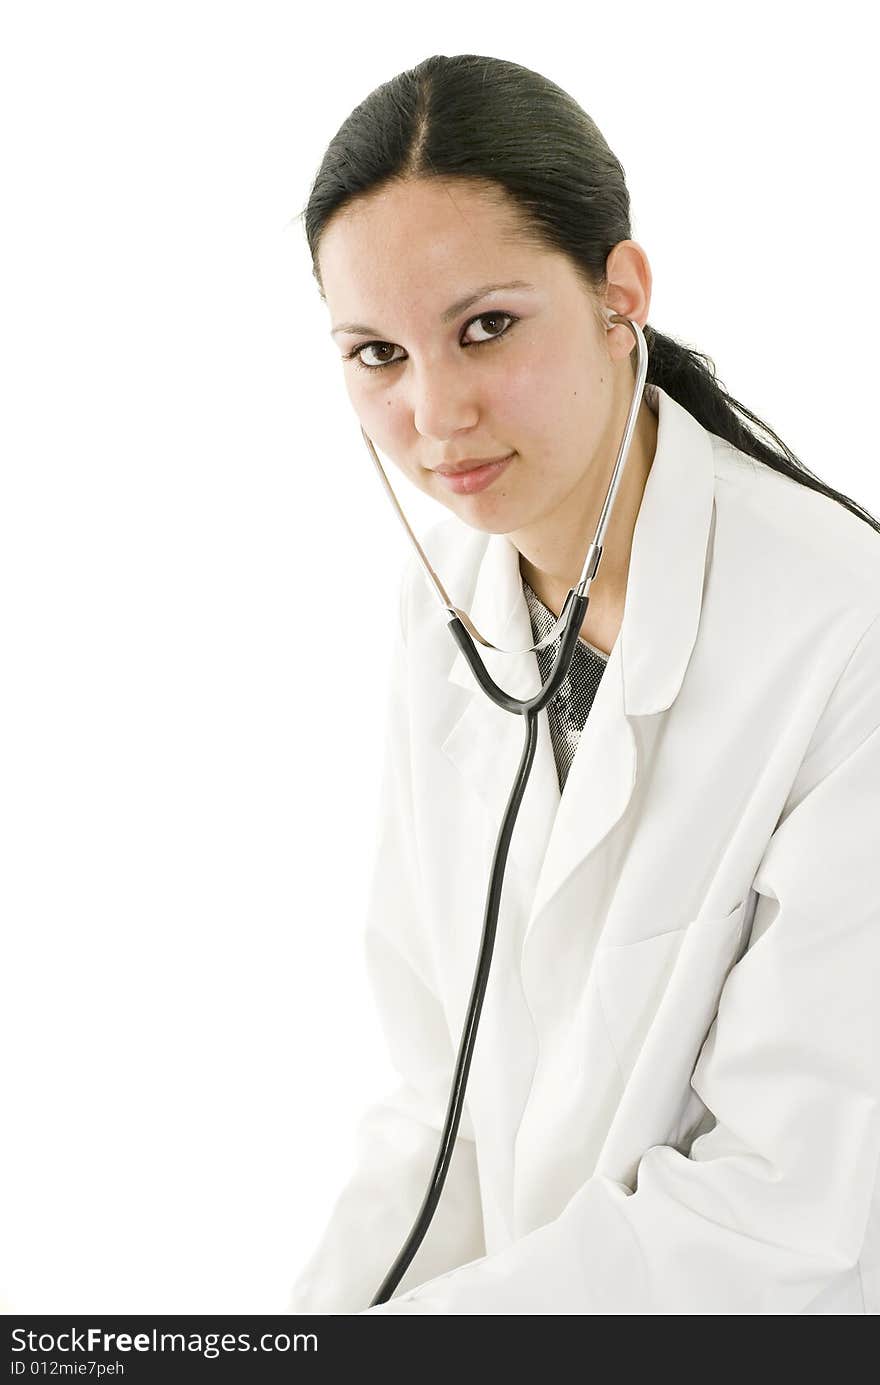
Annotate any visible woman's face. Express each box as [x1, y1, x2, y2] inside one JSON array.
[[317, 177, 633, 540]]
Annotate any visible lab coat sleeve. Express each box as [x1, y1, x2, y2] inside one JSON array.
[[362, 609, 880, 1315], [287, 563, 486, 1314]]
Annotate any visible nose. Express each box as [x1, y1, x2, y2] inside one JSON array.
[[409, 355, 481, 441]]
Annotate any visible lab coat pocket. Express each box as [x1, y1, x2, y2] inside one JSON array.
[[595, 897, 753, 1188]]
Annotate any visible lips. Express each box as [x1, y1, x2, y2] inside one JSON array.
[[433, 453, 514, 495], [435, 452, 514, 475]]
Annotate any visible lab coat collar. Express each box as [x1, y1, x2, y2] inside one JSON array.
[[445, 382, 717, 716]]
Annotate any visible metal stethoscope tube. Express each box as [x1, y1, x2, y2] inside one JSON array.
[[363, 314, 648, 1306]]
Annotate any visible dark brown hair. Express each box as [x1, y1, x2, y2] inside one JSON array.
[[298, 53, 880, 534]]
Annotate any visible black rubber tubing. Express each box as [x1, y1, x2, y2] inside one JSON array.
[[369, 592, 589, 1307]]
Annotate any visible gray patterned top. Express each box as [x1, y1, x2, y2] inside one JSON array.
[[522, 578, 609, 794]]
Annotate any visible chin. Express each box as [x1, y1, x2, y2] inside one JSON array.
[[466, 514, 517, 536], [438, 498, 521, 537]]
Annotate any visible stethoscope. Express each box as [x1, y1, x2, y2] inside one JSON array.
[[360, 313, 648, 1306]]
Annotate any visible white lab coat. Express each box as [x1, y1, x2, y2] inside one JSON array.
[[288, 383, 880, 1315]]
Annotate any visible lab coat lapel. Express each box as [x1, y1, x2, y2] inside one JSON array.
[[440, 532, 562, 921], [440, 386, 716, 949], [525, 385, 717, 938]]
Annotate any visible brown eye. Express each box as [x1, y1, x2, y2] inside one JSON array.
[[352, 342, 405, 370], [463, 312, 513, 344]]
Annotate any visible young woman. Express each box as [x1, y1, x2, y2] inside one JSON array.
[[288, 54, 880, 1315]]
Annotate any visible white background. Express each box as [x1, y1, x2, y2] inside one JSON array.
[[1, 0, 878, 1314]]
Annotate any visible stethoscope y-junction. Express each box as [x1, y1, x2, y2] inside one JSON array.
[[358, 314, 648, 1306]]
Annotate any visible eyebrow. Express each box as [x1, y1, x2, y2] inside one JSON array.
[[329, 280, 537, 337]]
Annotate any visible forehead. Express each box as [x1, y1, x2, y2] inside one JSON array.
[[318, 179, 542, 318]]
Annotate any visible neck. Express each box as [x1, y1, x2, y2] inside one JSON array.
[[515, 387, 658, 651]]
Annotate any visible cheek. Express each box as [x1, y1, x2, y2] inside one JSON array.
[[347, 377, 408, 444], [492, 352, 574, 435], [514, 346, 601, 441]]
